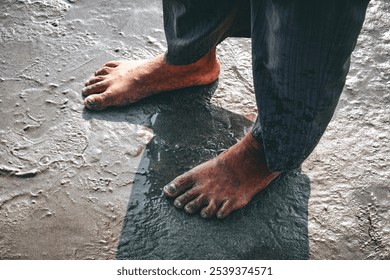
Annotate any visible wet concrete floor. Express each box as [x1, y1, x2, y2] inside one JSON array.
[[116, 86, 310, 260], [0, 0, 389, 259]]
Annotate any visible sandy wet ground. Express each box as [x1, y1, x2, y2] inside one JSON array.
[[0, 0, 389, 259]]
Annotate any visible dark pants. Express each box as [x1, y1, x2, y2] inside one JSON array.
[[163, 0, 370, 171]]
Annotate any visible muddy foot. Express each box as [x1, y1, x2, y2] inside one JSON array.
[[82, 49, 220, 110], [163, 133, 280, 219]]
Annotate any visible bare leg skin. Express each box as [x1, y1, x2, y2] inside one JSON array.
[[82, 49, 220, 110], [163, 133, 280, 219]]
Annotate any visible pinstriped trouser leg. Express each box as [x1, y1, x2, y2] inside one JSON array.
[[162, 0, 250, 65], [162, 0, 370, 171], [250, 0, 369, 171]]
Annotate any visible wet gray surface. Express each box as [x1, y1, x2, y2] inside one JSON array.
[[0, 0, 389, 259], [116, 86, 310, 260]]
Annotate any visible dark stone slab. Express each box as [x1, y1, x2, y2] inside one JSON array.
[[116, 83, 310, 260]]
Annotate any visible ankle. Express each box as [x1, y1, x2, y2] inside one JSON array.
[[193, 49, 220, 74], [242, 133, 264, 154], [240, 133, 279, 176], [164, 49, 220, 78]]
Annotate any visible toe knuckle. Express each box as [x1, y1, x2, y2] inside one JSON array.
[[180, 193, 190, 201], [197, 194, 207, 204], [174, 174, 191, 185]]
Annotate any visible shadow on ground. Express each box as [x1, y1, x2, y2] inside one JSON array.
[[87, 83, 311, 260]]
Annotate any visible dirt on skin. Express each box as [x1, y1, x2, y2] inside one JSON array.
[[0, 0, 389, 259]]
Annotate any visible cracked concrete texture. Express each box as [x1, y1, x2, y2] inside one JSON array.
[[0, 0, 389, 259]]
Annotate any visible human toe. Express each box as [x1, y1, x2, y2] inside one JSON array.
[[82, 81, 109, 96], [173, 189, 197, 209], [200, 200, 218, 219], [85, 75, 105, 86], [84, 97, 102, 110], [95, 66, 111, 76], [84, 91, 112, 111], [163, 174, 193, 197], [216, 200, 235, 219], [104, 61, 120, 67], [183, 195, 207, 214]]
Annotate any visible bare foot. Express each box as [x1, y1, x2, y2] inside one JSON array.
[[82, 49, 220, 110], [163, 133, 280, 219]]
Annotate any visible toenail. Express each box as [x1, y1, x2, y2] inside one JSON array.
[[164, 183, 176, 194], [184, 204, 194, 213], [174, 199, 183, 208], [201, 210, 209, 218], [216, 212, 225, 219], [87, 100, 100, 110]]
